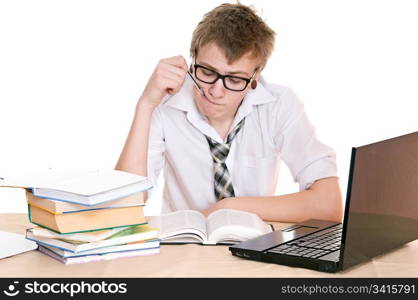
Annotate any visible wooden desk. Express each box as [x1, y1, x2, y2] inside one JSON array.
[[1, 213, 417, 277]]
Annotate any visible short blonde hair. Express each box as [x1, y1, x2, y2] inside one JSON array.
[[190, 3, 276, 69]]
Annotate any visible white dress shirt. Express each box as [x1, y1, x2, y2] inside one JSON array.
[[147, 76, 337, 213]]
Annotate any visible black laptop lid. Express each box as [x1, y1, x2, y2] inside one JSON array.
[[340, 132, 418, 270]]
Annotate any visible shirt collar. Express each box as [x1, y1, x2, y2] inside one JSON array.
[[163, 76, 197, 112], [228, 76, 276, 131], [164, 76, 275, 112], [163, 76, 276, 142]]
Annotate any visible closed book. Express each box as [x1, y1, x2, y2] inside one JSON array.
[[38, 245, 160, 264], [1, 169, 153, 206], [26, 224, 159, 253], [28, 204, 146, 234], [27, 225, 132, 243], [39, 239, 160, 258], [26, 191, 145, 214]]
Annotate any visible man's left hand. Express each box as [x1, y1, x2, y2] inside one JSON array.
[[201, 197, 233, 217]]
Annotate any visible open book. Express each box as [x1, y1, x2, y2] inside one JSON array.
[[147, 209, 274, 245]]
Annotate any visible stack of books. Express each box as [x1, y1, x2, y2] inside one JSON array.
[[17, 169, 159, 264]]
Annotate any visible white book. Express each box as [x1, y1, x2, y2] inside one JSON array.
[[40, 239, 160, 258], [148, 209, 274, 245], [26, 191, 145, 214], [38, 245, 160, 264], [1, 169, 152, 206]]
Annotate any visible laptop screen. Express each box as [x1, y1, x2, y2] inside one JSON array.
[[341, 132, 418, 270]]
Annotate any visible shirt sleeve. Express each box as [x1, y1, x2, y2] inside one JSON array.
[[146, 105, 165, 196], [273, 87, 338, 191]]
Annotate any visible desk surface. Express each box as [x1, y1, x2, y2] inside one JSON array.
[[1, 213, 417, 278]]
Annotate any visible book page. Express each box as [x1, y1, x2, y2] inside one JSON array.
[[206, 209, 272, 244], [148, 210, 207, 243], [39, 170, 147, 196], [0, 231, 37, 259], [0, 169, 91, 189]]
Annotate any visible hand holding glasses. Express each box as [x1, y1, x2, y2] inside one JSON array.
[[187, 71, 206, 97]]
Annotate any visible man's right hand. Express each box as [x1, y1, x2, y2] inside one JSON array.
[[138, 55, 188, 110]]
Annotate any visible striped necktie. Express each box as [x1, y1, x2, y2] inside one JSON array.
[[205, 118, 245, 201]]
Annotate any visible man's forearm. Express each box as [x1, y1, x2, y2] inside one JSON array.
[[115, 101, 155, 176], [221, 177, 343, 223]]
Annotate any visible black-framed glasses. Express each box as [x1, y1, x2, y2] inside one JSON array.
[[192, 63, 258, 92]]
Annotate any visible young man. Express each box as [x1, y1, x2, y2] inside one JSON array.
[[116, 3, 343, 222]]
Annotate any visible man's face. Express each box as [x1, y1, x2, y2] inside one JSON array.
[[192, 43, 259, 122]]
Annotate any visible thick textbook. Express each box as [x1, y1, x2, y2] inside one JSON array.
[[26, 191, 145, 214], [38, 245, 160, 264], [148, 209, 273, 245], [1, 169, 152, 206], [28, 205, 147, 234], [26, 224, 159, 253]]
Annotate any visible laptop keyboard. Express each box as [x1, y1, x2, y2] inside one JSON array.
[[267, 224, 342, 259]]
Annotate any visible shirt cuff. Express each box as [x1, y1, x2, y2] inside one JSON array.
[[297, 155, 338, 191]]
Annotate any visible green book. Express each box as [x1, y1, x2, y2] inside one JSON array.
[[27, 225, 133, 242], [26, 224, 159, 253]]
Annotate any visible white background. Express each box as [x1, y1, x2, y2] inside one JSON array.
[[1, 0, 417, 215]]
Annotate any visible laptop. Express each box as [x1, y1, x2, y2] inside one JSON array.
[[229, 131, 418, 273]]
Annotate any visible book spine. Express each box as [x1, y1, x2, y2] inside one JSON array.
[[27, 204, 32, 223], [28, 202, 61, 215]]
